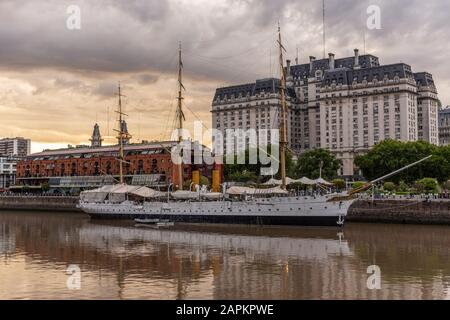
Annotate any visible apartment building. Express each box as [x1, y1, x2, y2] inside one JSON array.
[[0, 137, 31, 158]]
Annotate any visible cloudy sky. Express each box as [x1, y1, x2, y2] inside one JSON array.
[[1, 0, 449, 153]]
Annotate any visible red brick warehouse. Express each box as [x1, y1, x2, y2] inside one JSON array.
[[16, 140, 222, 192]]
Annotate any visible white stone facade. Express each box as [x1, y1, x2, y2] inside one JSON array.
[[211, 50, 440, 178]]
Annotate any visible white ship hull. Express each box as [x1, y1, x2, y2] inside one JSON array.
[[79, 195, 355, 227]]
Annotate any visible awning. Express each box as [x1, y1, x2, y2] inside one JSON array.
[[263, 177, 317, 186], [297, 177, 316, 185], [263, 177, 298, 185], [314, 178, 334, 186], [131, 186, 165, 198]]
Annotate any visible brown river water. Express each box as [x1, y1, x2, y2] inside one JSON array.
[[0, 211, 449, 300]]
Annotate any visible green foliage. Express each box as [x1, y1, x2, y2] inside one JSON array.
[[295, 149, 342, 180], [352, 181, 366, 189], [183, 176, 211, 189], [383, 182, 396, 192], [397, 181, 409, 193], [395, 191, 412, 196], [41, 183, 50, 192], [355, 140, 450, 183], [415, 178, 439, 194], [223, 145, 294, 183], [332, 179, 346, 190], [228, 170, 258, 183], [200, 175, 209, 186], [183, 180, 192, 190]]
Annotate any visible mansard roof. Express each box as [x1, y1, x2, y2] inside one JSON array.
[[414, 72, 436, 87], [214, 78, 295, 101], [289, 54, 380, 79], [322, 63, 414, 86]]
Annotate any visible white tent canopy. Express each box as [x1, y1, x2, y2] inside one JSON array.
[[130, 186, 165, 198], [263, 177, 334, 186], [314, 178, 334, 186], [263, 177, 297, 185], [297, 177, 316, 185], [80, 184, 166, 203]]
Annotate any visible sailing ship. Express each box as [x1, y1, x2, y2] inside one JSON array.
[[77, 27, 429, 227]]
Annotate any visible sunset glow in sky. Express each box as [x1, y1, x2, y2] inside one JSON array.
[[1, 0, 449, 153]]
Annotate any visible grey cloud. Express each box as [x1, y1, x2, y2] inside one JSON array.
[[0, 0, 450, 102], [134, 73, 159, 85], [91, 82, 117, 98], [112, 0, 170, 23]]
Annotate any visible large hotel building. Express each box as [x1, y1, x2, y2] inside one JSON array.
[[211, 49, 440, 177]]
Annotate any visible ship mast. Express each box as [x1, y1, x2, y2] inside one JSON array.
[[176, 42, 186, 190], [115, 83, 128, 184], [277, 24, 288, 189]]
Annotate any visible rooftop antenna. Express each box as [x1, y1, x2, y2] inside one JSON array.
[[295, 45, 299, 65], [269, 47, 272, 77], [138, 111, 141, 142], [107, 106, 110, 138], [363, 29, 366, 55], [322, 0, 326, 59]]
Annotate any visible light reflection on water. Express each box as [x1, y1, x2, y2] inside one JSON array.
[[0, 211, 449, 300]]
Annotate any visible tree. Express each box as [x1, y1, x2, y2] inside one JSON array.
[[295, 149, 342, 180], [352, 181, 366, 189], [224, 145, 295, 183], [228, 170, 258, 183], [415, 178, 439, 194], [355, 140, 450, 184], [332, 179, 346, 190], [383, 182, 396, 192], [183, 175, 211, 190], [397, 181, 409, 193]]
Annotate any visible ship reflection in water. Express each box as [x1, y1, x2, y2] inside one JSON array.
[[0, 212, 449, 300]]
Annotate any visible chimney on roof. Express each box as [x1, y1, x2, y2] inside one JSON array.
[[328, 53, 335, 70], [286, 59, 291, 76], [309, 56, 316, 73], [354, 49, 360, 69]]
